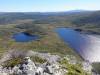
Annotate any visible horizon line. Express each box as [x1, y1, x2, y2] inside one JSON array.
[[0, 9, 100, 13]]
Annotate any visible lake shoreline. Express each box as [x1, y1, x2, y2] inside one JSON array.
[[56, 28, 100, 63]]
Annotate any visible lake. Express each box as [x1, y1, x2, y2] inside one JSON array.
[[56, 28, 100, 62], [13, 32, 39, 42]]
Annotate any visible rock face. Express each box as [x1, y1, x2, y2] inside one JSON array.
[[0, 57, 67, 75], [0, 50, 61, 64], [82, 61, 93, 74]]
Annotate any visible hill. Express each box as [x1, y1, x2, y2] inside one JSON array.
[[0, 10, 100, 74], [72, 11, 100, 25]]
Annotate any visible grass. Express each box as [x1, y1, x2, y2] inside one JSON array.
[[2, 57, 22, 68], [59, 58, 91, 75], [30, 56, 47, 64], [0, 23, 83, 71], [0, 12, 99, 75], [0, 23, 80, 58], [2, 56, 47, 68]]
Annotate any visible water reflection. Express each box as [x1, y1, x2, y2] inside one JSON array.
[[56, 28, 100, 62]]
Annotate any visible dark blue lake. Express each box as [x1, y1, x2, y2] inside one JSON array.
[[13, 32, 39, 42], [56, 28, 100, 62], [55, 28, 89, 53]]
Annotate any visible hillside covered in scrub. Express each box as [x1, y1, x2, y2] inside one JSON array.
[[0, 10, 100, 74]]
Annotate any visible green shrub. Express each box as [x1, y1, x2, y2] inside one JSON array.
[[2, 57, 22, 68], [31, 56, 47, 64]]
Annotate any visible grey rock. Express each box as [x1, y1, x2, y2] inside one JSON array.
[[0, 52, 67, 75]]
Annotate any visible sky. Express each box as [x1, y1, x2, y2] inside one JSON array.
[[0, 0, 100, 12]]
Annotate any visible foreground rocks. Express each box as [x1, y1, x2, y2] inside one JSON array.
[[0, 50, 94, 75], [0, 50, 61, 64], [0, 57, 67, 75]]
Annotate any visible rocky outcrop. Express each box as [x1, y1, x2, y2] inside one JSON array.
[[82, 61, 93, 74], [0, 50, 93, 75], [0, 57, 67, 75], [0, 50, 61, 64]]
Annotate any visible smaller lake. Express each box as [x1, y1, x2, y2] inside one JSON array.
[[13, 32, 39, 42]]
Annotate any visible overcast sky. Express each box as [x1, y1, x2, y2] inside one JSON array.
[[0, 0, 100, 12]]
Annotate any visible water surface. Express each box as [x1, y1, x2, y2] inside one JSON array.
[[13, 32, 39, 42], [56, 28, 100, 62]]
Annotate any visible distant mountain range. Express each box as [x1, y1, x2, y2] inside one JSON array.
[[0, 10, 100, 27], [72, 11, 100, 26]]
